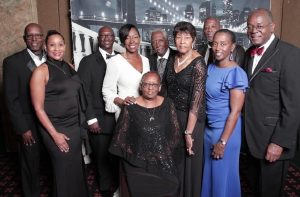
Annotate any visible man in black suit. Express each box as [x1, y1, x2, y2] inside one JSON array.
[[3, 23, 46, 197], [148, 29, 176, 95], [77, 26, 117, 197], [243, 8, 300, 197], [198, 17, 245, 66]]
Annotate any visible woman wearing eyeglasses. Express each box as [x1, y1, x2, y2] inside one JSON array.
[[165, 21, 207, 197], [102, 24, 150, 120], [109, 71, 181, 197]]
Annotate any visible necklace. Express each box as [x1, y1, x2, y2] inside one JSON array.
[[146, 107, 156, 122], [177, 51, 192, 67]]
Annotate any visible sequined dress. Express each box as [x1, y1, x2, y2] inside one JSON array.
[[109, 98, 181, 197], [165, 56, 207, 197]]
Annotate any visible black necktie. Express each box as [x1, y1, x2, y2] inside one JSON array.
[[106, 54, 114, 59], [207, 47, 214, 66]]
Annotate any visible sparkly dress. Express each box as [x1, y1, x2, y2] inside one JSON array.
[[201, 64, 248, 197], [165, 56, 207, 197], [39, 58, 88, 197], [109, 98, 182, 197]]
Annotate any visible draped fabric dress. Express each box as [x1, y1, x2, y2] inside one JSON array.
[[201, 64, 248, 197], [109, 98, 182, 197], [39, 59, 89, 197], [165, 56, 207, 197]]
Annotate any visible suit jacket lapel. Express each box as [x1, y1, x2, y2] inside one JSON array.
[[24, 50, 37, 72], [250, 38, 280, 81], [95, 50, 105, 66]]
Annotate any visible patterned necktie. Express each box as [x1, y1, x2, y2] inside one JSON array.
[[157, 58, 166, 80], [250, 47, 264, 57]]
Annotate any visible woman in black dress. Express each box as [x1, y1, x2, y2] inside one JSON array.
[[30, 30, 89, 197], [109, 71, 181, 197], [165, 21, 207, 197]]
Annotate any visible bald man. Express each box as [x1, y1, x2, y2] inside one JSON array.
[[243, 8, 300, 197], [199, 17, 245, 66], [77, 26, 118, 197], [3, 23, 46, 197]]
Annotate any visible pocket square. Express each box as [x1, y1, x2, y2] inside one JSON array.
[[261, 67, 273, 73]]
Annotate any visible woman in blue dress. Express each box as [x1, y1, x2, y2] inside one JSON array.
[[201, 29, 248, 197]]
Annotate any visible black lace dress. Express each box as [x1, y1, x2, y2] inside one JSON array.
[[109, 98, 182, 197], [39, 58, 89, 197], [165, 56, 207, 197]]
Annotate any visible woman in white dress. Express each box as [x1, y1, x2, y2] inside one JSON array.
[[102, 24, 150, 119]]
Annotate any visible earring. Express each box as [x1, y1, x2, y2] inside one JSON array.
[[229, 51, 233, 61]]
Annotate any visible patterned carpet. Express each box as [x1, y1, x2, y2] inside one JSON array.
[[0, 153, 299, 196]]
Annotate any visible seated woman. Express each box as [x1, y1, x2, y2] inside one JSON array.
[[102, 24, 150, 120], [30, 30, 89, 197], [201, 29, 248, 197], [109, 71, 182, 197]]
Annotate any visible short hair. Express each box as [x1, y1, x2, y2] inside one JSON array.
[[119, 24, 140, 44], [249, 8, 273, 23], [214, 29, 236, 43], [45, 30, 64, 45], [173, 21, 197, 41], [204, 17, 221, 27], [141, 71, 161, 84], [150, 28, 168, 41]]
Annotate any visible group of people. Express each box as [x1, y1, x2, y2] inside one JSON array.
[[3, 7, 300, 197]]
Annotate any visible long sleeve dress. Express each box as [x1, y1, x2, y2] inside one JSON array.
[[165, 56, 207, 197], [102, 54, 150, 119], [109, 98, 182, 197]]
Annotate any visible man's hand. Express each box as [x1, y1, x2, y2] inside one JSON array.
[[22, 130, 36, 146], [88, 122, 101, 134], [265, 143, 283, 162]]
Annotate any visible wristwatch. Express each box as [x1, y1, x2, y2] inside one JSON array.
[[184, 130, 192, 135], [219, 139, 227, 145]]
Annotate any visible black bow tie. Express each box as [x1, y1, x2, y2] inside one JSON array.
[[106, 54, 115, 59]]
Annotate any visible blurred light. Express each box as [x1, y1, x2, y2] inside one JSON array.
[[168, 1, 171, 5], [79, 10, 83, 15], [154, 2, 157, 6], [115, 14, 119, 19], [101, 12, 105, 17]]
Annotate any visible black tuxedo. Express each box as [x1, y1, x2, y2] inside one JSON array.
[[198, 43, 245, 66], [243, 37, 300, 196], [3, 49, 41, 197], [148, 48, 177, 96], [77, 50, 117, 194]]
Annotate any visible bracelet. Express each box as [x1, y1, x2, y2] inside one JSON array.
[[219, 139, 227, 145], [184, 130, 192, 135]]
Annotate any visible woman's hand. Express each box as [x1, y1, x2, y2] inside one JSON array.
[[123, 96, 136, 105], [211, 142, 225, 159], [185, 135, 194, 156], [53, 132, 70, 153]]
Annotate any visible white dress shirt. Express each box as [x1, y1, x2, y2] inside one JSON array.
[[252, 34, 275, 73]]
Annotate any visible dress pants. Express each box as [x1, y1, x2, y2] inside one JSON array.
[[90, 133, 118, 194], [246, 153, 290, 197], [19, 115, 41, 197]]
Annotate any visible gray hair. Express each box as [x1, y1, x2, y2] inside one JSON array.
[[150, 28, 168, 40]]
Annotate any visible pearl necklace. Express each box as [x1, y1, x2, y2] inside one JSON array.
[[177, 51, 192, 67]]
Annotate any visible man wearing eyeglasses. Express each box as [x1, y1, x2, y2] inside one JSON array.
[[243, 8, 300, 197], [3, 23, 46, 197], [77, 26, 118, 197]]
